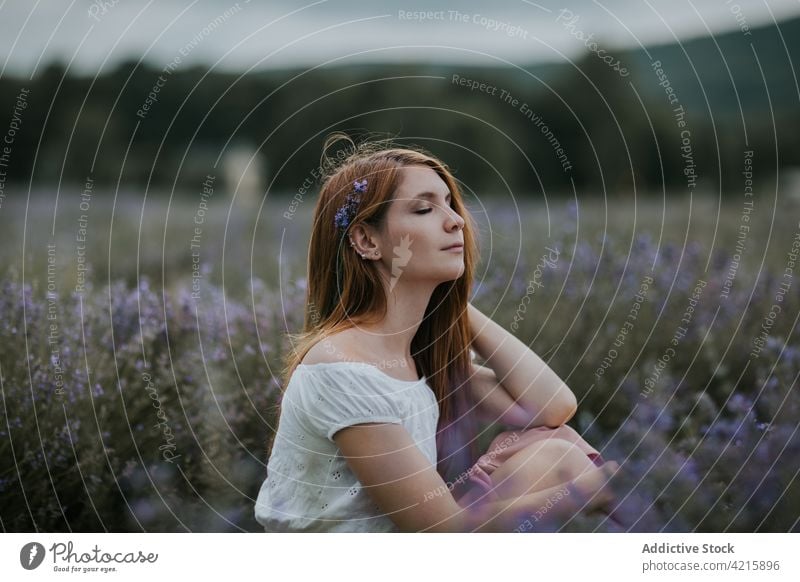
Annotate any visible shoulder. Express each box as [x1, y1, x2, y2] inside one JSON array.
[[301, 329, 370, 366]]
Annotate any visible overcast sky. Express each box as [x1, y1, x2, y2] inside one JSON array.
[[2, 0, 799, 79]]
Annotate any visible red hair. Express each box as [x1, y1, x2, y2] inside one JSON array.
[[268, 133, 481, 483]]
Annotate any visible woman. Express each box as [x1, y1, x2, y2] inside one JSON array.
[[254, 133, 621, 532]]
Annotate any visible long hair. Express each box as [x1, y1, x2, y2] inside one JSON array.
[[266, 132, 481, 484]]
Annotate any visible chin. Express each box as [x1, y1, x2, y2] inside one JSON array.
[[441, 264, 465, 281]]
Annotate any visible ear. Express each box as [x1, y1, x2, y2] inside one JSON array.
[[348, 223, 382, 259]]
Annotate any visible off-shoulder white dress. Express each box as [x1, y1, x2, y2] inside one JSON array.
[[254, 361, 439, 532]]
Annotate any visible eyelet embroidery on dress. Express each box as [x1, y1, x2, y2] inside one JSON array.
[[261, 364, 441, 529]]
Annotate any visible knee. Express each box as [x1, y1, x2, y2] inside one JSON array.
[[524, 437, 579, 459], [521, 439, 594, 476], [489, 439, 592, 498]]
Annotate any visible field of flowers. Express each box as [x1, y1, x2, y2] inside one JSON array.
[[1, 192, 798, 532]]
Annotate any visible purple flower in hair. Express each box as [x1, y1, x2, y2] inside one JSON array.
[[334, 178, 368, 230]]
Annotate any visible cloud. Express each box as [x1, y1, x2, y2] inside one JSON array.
[[2, 0, 798, 77]]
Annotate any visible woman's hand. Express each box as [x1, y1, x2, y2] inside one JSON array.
[[568, 461, 620, 512]]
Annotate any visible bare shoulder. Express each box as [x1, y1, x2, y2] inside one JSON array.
[[301, 329, 368, 365]]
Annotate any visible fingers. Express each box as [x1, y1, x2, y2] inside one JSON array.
[[600, 461, 620, 483], [571, 462, 619, 511], [603, 460, 620, 473]]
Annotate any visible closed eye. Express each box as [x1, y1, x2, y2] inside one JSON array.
[[413, 194, 454, 215]]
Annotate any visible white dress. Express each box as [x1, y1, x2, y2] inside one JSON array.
[[254, 361, 440, 532]]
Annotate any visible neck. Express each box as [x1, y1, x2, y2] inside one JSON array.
[[358, 278, 438, 364]]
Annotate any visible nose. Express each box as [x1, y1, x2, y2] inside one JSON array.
[[444, 205, 465, 231]]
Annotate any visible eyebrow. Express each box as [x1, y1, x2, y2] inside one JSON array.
[[411, 191, 451, 201]]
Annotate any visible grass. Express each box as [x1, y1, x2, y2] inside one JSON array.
[[1, 189, 798, 531]]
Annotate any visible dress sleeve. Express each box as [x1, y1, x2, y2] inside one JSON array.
[[290, 366, 406, 442]]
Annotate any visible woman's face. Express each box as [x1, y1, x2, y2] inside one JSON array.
[[374, 165, 466, 286]]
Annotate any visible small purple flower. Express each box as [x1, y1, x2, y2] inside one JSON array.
[[334, 181, 366, 231], [726, 393, 753, 415], [334, 205, 351, 230]]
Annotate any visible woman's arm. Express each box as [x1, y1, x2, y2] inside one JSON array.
[[462, 462, 619, 532], [467, 302, 578, 428], [334, 422, 616, 532]]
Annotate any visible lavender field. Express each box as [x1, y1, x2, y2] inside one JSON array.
[[1, 192, 799, 532]]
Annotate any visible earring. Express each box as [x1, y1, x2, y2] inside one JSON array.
[[349, 236, 376, 259]]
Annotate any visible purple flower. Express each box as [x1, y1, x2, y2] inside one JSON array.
[[334, 206, 351, 230], [334, 191, 362, 230], [726, 393, 754, 415]]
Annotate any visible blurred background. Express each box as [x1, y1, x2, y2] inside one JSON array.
[[1, 0, 799, 532]]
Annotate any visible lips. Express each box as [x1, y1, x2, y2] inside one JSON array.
[[442, 243, 464, 250]]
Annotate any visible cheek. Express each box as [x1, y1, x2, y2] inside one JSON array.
[[391, 221, 431, 250], [409, 232, 437, 257]]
